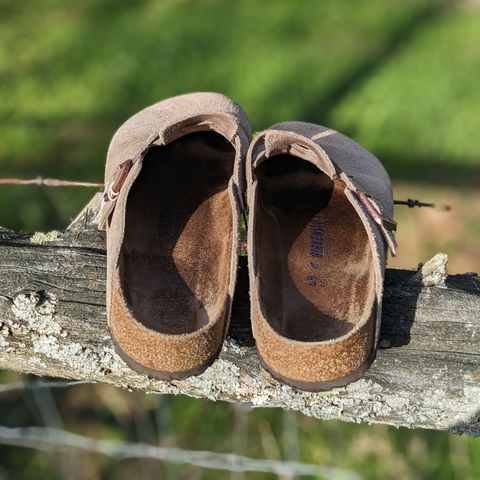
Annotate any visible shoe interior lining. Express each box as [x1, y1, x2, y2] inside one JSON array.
[[255, 154, 375, 342], [119, 131, 235, 334]]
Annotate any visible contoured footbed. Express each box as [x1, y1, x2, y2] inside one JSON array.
[[255, 154, 375, 342], [119, 131, 235, 334]]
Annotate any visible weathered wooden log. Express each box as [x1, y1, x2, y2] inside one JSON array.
[[0, 194, 479, 435]]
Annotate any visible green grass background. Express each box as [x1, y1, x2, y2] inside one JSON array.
[[0, 0, 479, 478], [1, 0, 479, 231]]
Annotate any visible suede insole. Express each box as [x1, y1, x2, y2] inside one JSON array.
[[256, 155, 374, 342], [119, 132, 235, 334]]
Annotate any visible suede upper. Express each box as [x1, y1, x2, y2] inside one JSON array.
[[99, 93, 251, 377], [246, 122, 395, 388]]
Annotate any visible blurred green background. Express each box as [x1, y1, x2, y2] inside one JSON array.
[[0, 0, 479, 478]]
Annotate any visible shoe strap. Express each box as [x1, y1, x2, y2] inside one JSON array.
[[95, 133, 160, 230], [351, 189, 398, 256], [355, 190, 397, 232]]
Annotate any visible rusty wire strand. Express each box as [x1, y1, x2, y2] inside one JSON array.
[[394, 198, 451, 211], [0, 178, 452, 212], [0, 177, 103, 188]]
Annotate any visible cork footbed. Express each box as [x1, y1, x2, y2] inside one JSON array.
[[116, 131, 235, 350], [255, 154, 375, 345]]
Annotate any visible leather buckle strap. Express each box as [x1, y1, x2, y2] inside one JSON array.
[[95, 133, 160, 230], [356, 191, 397, 232], [104, 159, 133, 202], [351, 189, 398, 257]]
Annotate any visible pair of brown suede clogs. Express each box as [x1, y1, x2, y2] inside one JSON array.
[[97, 92, 397, 391]]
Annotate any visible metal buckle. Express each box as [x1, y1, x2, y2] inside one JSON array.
[[103, 159, 133, 202]]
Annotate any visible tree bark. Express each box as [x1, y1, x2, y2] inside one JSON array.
[[0, 194, 479, 435]]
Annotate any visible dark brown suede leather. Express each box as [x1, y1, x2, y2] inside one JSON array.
[[99, 93, 251, 379], [246, 122, 396, 391]]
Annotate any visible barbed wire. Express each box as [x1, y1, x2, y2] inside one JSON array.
[[0, 426, 362, 479], [0, 380, 91, 394], [0, 177, 452, 211], [0, 178, 103, 188]]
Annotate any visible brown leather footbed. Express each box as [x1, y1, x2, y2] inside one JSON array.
[[255, 154, 375, 343], [118, 131, 235, 336]]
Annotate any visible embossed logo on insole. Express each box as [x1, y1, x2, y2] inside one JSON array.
[[307, 213, 332, 287]]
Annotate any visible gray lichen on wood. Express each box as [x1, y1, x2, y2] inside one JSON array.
[[409, 253, 449, 287], [0, 194, 479, 436]]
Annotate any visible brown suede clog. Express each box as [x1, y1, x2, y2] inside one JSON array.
[[97, 93, 251, 380], [246, 122, 396, 391]]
